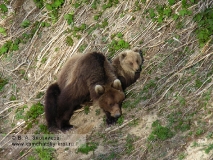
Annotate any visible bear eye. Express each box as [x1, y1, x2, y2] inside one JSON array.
[[109, 103, 114, 107], [136, 60, 139, 64], [129, 62, 133, 66]]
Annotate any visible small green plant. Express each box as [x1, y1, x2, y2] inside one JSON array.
[[96, 152, 117, 160], [178, 152, 186, 160], [21, 20, 31, 28], [64, 13, 74, 25], [34, 146, 55, 160], [94, 13, 102, 21], [9, 94, 16, 101], [78, 44, 87, 53], [36, 92, 44, 99], [193, 7, 213, 47], [0, 4, 8, 13], [91, 0, 99, 9], [77, 142, 98, 154], [41, 21, 51, 27], [102, 0, 119, 10], [25, 103, 44, 121], [168, 0, 176, 6], [117, 116, 124, 125], [128, 118, 139, 127], [108, 39, 130, 57], [0, 27, 7, 36], [148, 120, 174, 141], [125, 134, 135, 155], [100, 19, 108, 28], [0, 75, 8, 92], [195, 128, 204, 136], [66, 36, 74, 46], [204, 144, 213, 154], [46, 0, 65, 23], [95, 109, 100, 115], [33, 0, 44, 9], [84, 106, 90, 115], [36, 124, 50, 134], [15, 105, 27, 120]]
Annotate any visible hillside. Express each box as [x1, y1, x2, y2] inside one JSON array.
[[0, 0, 213, 159]]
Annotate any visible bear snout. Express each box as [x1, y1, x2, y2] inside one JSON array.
[[113, 112, 121, 118], [111, 104, 122, 118], [136, 68, 141, 73]]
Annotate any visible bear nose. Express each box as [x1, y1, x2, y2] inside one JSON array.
[[114, 112, 121, 118], [136, 68, 141, 72]]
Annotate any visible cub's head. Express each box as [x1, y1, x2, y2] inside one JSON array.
[[118, 49, 144, 74], [94, 79, 125, 118]]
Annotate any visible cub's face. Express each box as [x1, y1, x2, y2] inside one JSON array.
[[120, 50, 143, 73], [94, 79, 125, 118], [98, 89, 125, 118]]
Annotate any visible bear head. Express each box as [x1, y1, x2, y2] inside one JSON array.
[[94, 79, 125, 118], [119, 49, 144, 75]]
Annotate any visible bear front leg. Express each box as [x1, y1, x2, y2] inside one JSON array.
[[104, 111, 119, 124], [56, 109, 74, 131], [56, 91, 76, 131]]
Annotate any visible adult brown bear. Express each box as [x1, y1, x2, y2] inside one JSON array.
[[112, 49, 144, 90], [45, 52, 125, 131]]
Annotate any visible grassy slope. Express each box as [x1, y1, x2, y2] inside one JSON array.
[[0, 0, 213, 159]]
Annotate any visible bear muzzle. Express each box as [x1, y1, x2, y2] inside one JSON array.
[[111, 104, 122, 118]]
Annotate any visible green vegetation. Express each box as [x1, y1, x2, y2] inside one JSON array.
[[0, 3, 8, 13], [77, 142, 98, 154], [66, 36, 74, 46], [33, 0, 44, 9], [204, 144, 213, 154], [15, 105, 28, 120], [35, 124, 50, 134], [96, 152, 117, 160], [34, 147, 55, 160], [167, 111, 191, 132], [117, 115, 124, 125], [0, 27, 6, 36], [25, 103, 44, 121], [36, 92, 45, 99], [64, 13, 74, 25], [46, 0, 65, 23], [125, 134, 135, 154], [108, 32, 130, 57], [0, 39, 20, 55], [102, 0, 119, 11], [178, 152, 186, 160], [84, 106, 90, 115], [21, 20, 31, 28], [193, 7, 213, 47], [78, 44, 87, 53], [9, 94, 16, 101], [0, 74, 8, 91], [148, 120, 174, 141], [95, 109, 100, 115]]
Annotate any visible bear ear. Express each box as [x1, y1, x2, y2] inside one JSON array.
[[112, 79, 122, 90], [95, 85, 105, 95], [133, 47, 144, 60], [119, 52, 127, 61]]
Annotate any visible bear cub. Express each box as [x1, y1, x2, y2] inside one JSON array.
[[45, 52, 125, 131], [112, 48, 144, 90]]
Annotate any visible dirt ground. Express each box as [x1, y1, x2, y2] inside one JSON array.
[[0, 0, 213, 159]]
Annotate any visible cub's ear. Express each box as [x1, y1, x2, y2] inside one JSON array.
[[133, 47, 144, 64], [112, 79, 122, 90], [95, 85, 105, 95], [119, 52, 127, 61]]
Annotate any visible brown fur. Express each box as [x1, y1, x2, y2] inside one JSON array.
[[112, 49, 144, 90], [45, 52, 125, 131]]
